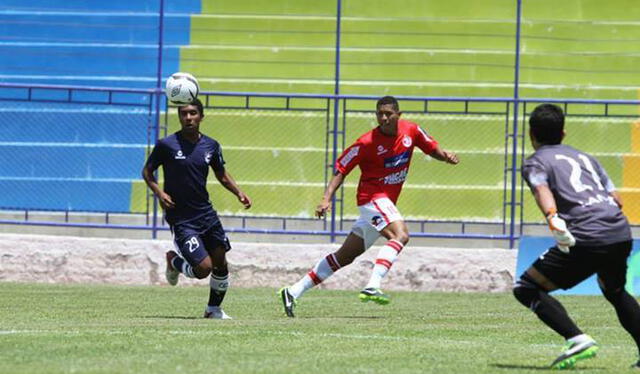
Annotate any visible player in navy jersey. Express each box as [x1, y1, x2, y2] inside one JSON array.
[[279, 96, 459, 317], [515, 104, 640, 369], [142, 98, 251, 319]]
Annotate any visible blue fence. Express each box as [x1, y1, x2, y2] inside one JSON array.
[[1, 83, 638, 246], [1, 0, 639, 245]]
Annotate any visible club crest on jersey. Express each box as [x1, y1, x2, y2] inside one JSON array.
[[402, 135, 412, 147], [204, 152, 212, 163], [174, 150, 186, 159], [371, 215, 384, 226]]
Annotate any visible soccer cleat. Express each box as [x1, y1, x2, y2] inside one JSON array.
[[359, 288, 390, 305], [550, 336, 598, 369], [165, 251, 180, 286], [279, 288, 296, 318], [203, 306, 232, 320]]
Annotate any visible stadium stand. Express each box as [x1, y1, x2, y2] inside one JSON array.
[[0, 0, 198, 212]]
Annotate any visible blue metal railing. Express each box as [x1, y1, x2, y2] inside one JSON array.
[[2, 0, 640, 245]]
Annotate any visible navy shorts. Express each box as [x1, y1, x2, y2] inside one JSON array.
[[170, 212, 231, 267], [532, 240, 632, 290]]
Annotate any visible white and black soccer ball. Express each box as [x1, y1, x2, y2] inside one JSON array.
[[165, 72, 199, 104]]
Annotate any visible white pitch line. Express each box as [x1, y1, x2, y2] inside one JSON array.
[[2, 328, 634, 351]]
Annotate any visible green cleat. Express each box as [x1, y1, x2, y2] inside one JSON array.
[[359, 288, 390, 305], [550, 337, 598, 370]]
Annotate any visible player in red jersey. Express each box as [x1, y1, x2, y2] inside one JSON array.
[[279, 96, 459, 317]]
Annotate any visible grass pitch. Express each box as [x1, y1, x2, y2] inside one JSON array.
[[1, 283, 638, 374]]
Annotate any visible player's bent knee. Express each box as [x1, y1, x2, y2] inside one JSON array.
[[513, 275, 544, 309], [193, 261, 213, 279], [193, 268, 211, 279], [389, 231, 409, 245], [597, 277, 625, 302], [337, 254, 357, 266], [513, 285, 538, 309], [600, 284, 624, 303]]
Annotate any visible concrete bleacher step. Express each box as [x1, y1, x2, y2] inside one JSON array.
[[0, 178, 133, 212], [0, 109, 152, 143], [0, 0, 199, 88], [0, 144, 144, 179]]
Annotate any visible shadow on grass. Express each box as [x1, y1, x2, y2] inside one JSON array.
[[306, 315, 386, 320], [491, 363, 605, 371], [142, 315, 201, 320]]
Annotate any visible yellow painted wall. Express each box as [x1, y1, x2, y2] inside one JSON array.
[[621, 120, 640, 223]]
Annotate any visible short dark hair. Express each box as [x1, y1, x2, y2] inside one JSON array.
[[178, 98, 204, 116], [376, 96, 399, 112], [529, 104, 564, 145]]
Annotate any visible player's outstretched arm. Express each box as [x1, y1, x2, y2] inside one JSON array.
[[141, 164, 175, 210], [429, 146, 459, 165], [316, 172, 345, 218], [214, 168, 252, 209]]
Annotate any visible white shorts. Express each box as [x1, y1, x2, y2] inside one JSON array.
[[351, 197, 403, 249]]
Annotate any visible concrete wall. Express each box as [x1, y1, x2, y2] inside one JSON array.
[[0, 233, 516, 292]]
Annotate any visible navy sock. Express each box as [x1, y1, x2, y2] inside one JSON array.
[[208, 268, 229, 307]]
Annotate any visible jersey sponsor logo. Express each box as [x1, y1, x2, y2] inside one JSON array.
[[339, 146, 360, 167], [174, 150, 186, 160], [383, 168, 408, 185], [402, 135, 412, 147], [376, 145, 388, 155], [384, 151, 411, 168]]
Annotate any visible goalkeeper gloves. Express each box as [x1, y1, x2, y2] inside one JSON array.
[[546, 209, 575, 253]]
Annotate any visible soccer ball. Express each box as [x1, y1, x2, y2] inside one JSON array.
[[165, 72, 199, 104]]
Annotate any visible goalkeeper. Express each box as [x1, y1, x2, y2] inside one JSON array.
[[515, 103, 640, 369]]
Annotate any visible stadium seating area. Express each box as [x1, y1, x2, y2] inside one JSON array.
[[0, 0, 198, 212], [0, 0, 639, 224]]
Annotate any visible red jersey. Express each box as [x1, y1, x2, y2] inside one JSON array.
[[335, 119, 438, 206]]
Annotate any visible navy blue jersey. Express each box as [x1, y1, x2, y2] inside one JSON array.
[[522, 144, 631, 246], [146, 132, 225, 225]]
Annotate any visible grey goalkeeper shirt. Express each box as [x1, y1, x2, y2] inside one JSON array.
[[522, 144, 631, 246]]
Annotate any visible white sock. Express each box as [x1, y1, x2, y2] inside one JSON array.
[[210, 273, 229, 292], [181, 262, 196, 278], [171, 257, 196, 278], [365, 239, 404, 289], [288, 253, 341, 299]]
